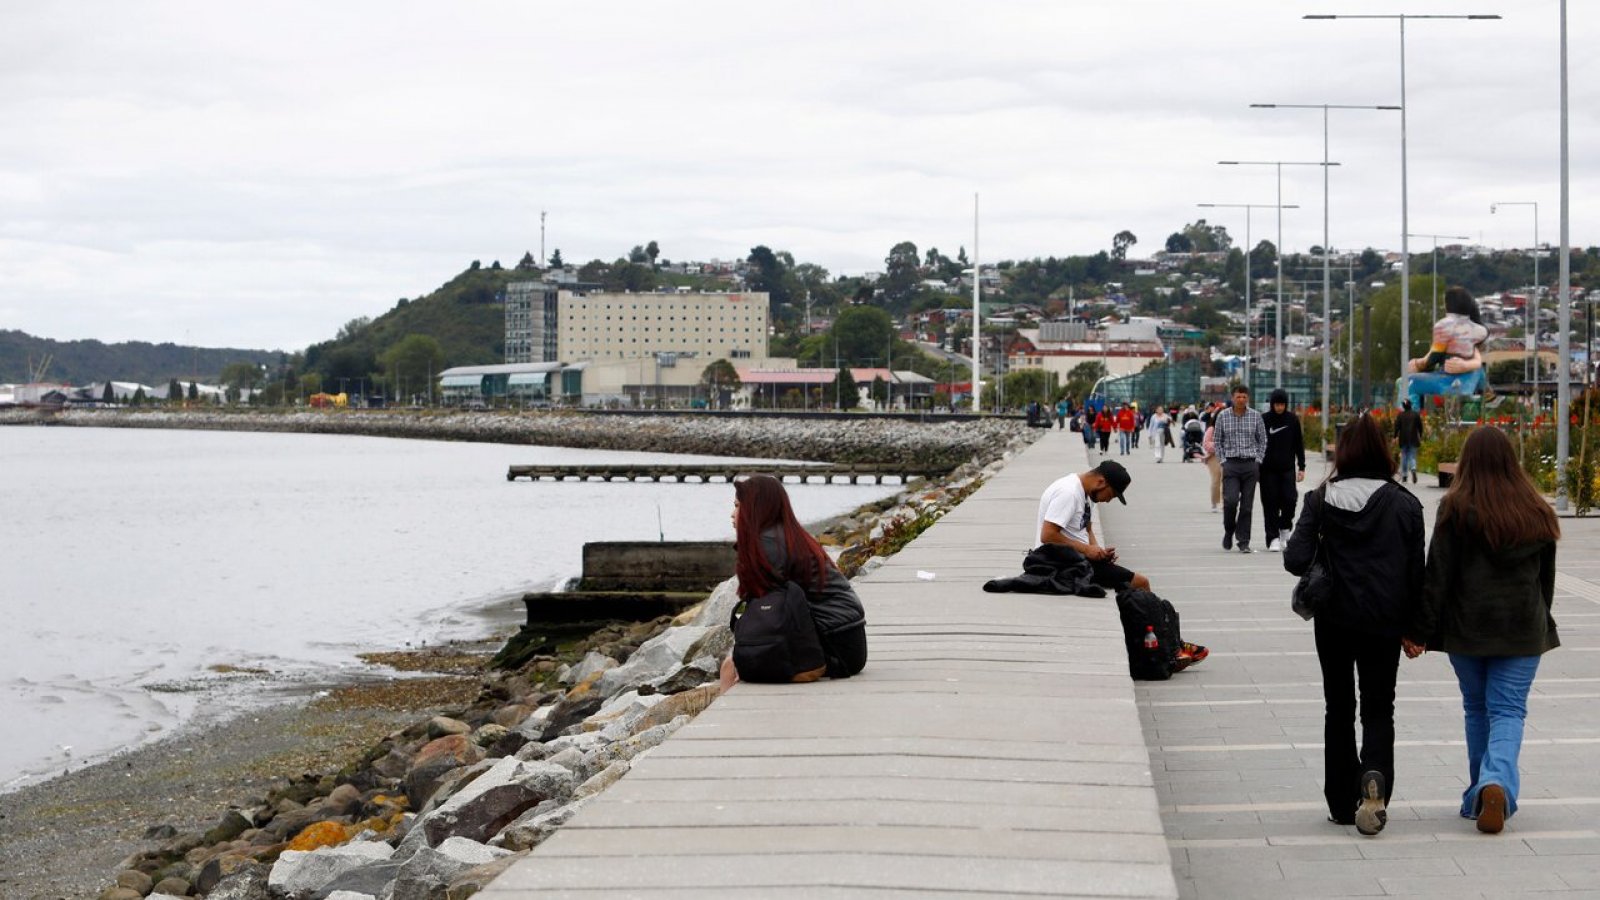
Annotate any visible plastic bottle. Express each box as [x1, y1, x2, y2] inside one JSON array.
[[1143, 625, 1159, 650]]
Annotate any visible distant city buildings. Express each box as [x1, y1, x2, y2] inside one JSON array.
[[505, 282, 770, 367]]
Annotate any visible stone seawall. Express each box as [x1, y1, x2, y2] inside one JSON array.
[[4, 409, 1028, 470]]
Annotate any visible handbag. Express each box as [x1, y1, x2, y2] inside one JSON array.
[[1291, 490, 1335, 621]]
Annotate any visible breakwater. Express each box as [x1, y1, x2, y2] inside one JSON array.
[[4, 409, 1029, 470]]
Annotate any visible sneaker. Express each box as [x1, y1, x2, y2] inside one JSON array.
[[1211, 506, 1220, 513], [1412, 471, 1418, 484], [1355, 770, 1388, 836], [1477, 784, 1507, 834], [1238, 544, 1253, 554], [1267, 539, 1283, 552], [1179, 642, 1209, 664], [1222, 533, 1233, 551]]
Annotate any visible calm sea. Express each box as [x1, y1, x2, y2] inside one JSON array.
[[0, 427, 898, 791]]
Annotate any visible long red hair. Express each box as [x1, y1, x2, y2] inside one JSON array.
[[733, 475, 835, 599]]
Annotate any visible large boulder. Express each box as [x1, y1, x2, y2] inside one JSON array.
[[403, 736, 486, 809], [267, 843, 394, 899], [443, 851, 528, 900], [489, 802, 582, 852], [689, 577, 741, 628], [390, 838, 511, 900], [202, 862, 270, 900], [413, 757, 576, 848], [560, 651, 618, 686], [594, 626, 711, 698]]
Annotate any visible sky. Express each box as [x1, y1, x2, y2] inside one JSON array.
[[1, 0, 1593, 352]]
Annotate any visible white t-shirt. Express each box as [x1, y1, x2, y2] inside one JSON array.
[[1037, 473, 1092, 545]]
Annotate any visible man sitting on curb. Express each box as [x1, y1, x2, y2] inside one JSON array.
[[1035, 460, 1209, 668]]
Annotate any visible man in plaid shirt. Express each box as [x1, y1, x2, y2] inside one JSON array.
[[1213, 384, 1268, 553]]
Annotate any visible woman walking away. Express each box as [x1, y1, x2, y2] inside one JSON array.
[[720, 474, 868, 691], [1149, 406, 1171, 463], [1284, 413, 1424, 836], [1404, 427, 1560, 834]]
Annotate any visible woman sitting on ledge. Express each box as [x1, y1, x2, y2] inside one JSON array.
[[720, 474, 868, 691]]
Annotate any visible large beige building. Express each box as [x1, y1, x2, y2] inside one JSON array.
[[505, 283, 770, 365]]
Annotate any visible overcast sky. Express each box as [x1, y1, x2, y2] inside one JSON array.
[[1, 0, 1592, 351]]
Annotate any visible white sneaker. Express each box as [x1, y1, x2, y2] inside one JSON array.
[[1267, 539, 1283, 552]]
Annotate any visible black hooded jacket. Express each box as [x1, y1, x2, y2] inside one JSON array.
[[1261, 390, 1305, 472], [1283, 477, 1425, 638]]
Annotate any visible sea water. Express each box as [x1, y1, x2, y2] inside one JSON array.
[[0, 426, 898, 791]]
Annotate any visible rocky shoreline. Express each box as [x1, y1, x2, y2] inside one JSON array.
[[0, 415, 1037, 899], [1, 408, 1025, 471]]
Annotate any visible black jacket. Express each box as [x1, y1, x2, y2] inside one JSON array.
[[1284, 478, 1424, 638], [983, 544, 1107, 597], [1261, 409, 1306, 472], [1394, 409, 1424, 447], [1410, 509, 1558, 656], [760, 528, 865, 635]]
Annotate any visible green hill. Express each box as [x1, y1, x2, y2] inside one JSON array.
[[0, 329, 281, 385]]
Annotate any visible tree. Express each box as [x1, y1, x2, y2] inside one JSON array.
[[221, 362, 263, 393], [1111, 230, 1138, 262], [186, 382, 199, 402], [517, 251, 538, 271], [871, 375, 890, 410], [299, 372, 322, 398], [1180, 219, 1233, 253], [549, 249, 565, 268], [101, 381, 114, 403], [830, 306, 895, 365], [1062, 360, 1108, 404], [699, 359, 741, 409], [645, 240, 660, 267], [628, 245, 648, 264], [337, 316, 371, 341], [833, 367, 860, 410], [131, 386, 147, 406], [490, 259, 503, 270], [745, 245, 792, 308], [1249, 240, 1278, 274], [1165, 232, 1194, 253], [882, 241, 921, 308], [167, 378, 183, 404], [380, 334, 446, 401]]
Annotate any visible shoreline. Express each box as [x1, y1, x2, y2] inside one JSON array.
[[0, 416, 1036, 899]]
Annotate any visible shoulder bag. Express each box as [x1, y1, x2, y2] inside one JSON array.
[[1291, 489, 1335, 621]]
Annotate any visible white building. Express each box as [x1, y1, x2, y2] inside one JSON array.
[[505, 283, 770, 366]]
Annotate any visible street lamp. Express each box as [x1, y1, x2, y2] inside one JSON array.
[[1305, 13, 1502, 381], [1198, 201, 1300, 397], [1251, 103, 1397, 432], [1406, 232, 1473, 323], [1491, 201, 1540, 399], [1218, 160, 1337, 389]]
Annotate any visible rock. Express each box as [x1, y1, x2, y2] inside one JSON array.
[[267, 842, 394, 899], [535, 694, 602, 739], [412, 759, 495, 820], [403, 735, 486, 809], [286, 820, 351, 852], [370, 746, 413, 780], [116, 869, 155, 894], [539, 731, 606, 757], [571, 759, 630, 801], [415, 757, 576, 848], [629, 684, 718, 735], [488, 802, 580, 852], [689, 577, 741, 627], [194, 856, 260, 895], [641, 654, 719, 695], [586, 690, 666, 734], [390, 838, 511, 900], [471, 723, 508, 748], [594, 626, 711, 698], [143, 823, 179, 840], [539, 746, 584, 773], [682, 625, 734, 666], [443, 851, 528, 900], [324, 892, 379, 900], [151, 876, 191, 896], [203, 809, 254, 845], [426, 717, 471, 739], [323, 784, 364, 817], [306, 858, 407, 899], [487, 705, 531, 729], [561, 651, 618, 685]]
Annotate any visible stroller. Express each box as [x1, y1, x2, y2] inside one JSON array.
[[1181, 418, 1205, 462]]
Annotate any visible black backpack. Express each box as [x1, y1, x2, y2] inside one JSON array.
[[1114, 587, 1182, 681], [730, 581, 827, 683]]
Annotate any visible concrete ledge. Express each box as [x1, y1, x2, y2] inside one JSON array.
[[483, 434, 1177, 898]]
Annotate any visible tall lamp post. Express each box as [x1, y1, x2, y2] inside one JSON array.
[[1558, 0, 1572, 511], [1218, 160, 1337, 390], [1407, 232, 1473, 322], [1251, 103, 1397, 434], [1491, 201, 1540, 399], [1198, 201, 1301, 397], [1305, 13, 1502, 379]]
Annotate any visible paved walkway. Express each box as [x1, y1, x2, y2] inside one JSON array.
[[1096, 428, 1600, 899], [484, 432, 1178, 898]]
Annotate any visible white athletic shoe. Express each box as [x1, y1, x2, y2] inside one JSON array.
[[1267, 539, 1283, 552]]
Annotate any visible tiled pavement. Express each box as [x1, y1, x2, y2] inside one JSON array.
[[1097, 426, 1600, 899]]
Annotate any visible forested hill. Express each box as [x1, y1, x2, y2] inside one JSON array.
[[0, 330, 281, 385]]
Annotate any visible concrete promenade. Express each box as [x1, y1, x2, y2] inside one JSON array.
[[485, 432, 1178, 898], [1096, 428, 1600, 899]]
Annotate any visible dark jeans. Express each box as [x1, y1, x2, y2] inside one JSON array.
[[821, 624, 868, 678], [1259, 466, 1298, 544], [1097, 430, 1111, 452], [1221, 458, 1259, 547], [1314, 617, 1400, 822]]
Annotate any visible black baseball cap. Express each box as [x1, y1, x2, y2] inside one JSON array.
[[1090, 460, 1131, 504]]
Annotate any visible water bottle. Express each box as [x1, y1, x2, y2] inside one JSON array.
[[1143, 625, 1159, 650]]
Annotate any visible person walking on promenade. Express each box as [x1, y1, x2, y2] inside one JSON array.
[[1079, 408, 1096, 452], [1214, 385, 1267, 552], [1261, 388, 1307, 552], [1395, 400, 1424, 484], [1056, 397, 1070, 430], [1095, 406, 1113, 454], [1148, 406, 1171, 463], [1284, 413, 1424, 836], [1115, 403, 1136, 456], [719, 474, 868, 691], [1201, 416, 1223, 512], [1403, 426, 1560, 835]]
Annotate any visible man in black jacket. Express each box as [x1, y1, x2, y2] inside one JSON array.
[[1261, 388, 1306, 552], [1394, 400, 1423, 484]]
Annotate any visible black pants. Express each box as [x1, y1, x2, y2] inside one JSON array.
[[1221, 458, 1259, 547], [1097, 429, 1111, 452], [1314, 617, 1400, 823], [1259, 467, 1298, 544], [821, 624, 868, 678]]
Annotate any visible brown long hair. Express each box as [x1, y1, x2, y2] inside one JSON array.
[[1330, 413, 1395, 481], [733, 475, 835, 599], [1439, 426, 1560, 549]]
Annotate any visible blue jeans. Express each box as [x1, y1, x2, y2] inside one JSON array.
[[1118, 431, 1131, 455], [1403, 369, 1485, 410], [1399, 445, 1418, 477], [1449, 653, 1542, 819]]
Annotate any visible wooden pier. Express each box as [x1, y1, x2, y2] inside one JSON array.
[[506, 462, 945, 485]]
